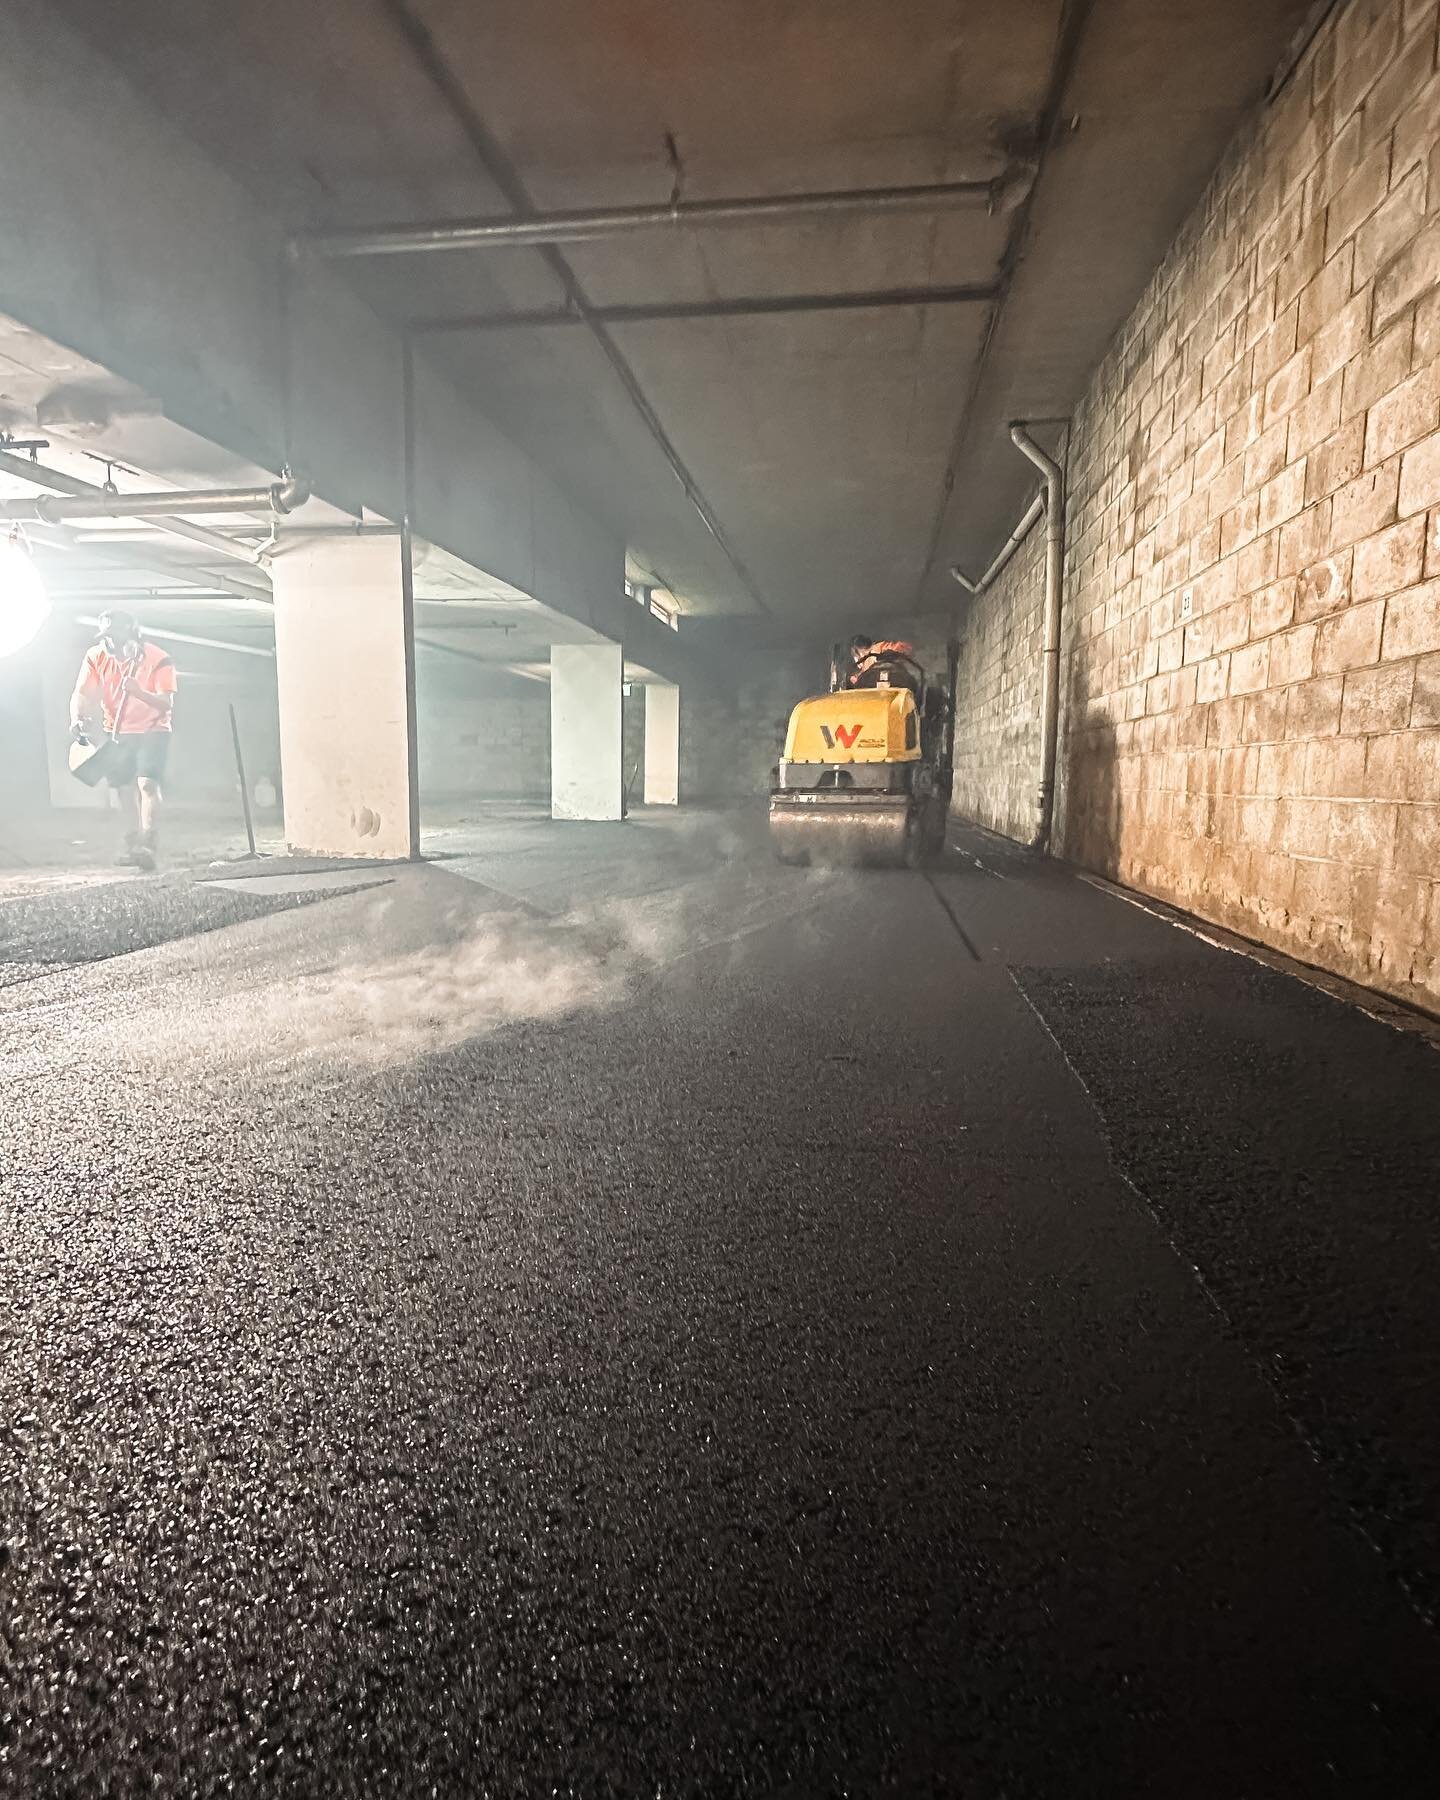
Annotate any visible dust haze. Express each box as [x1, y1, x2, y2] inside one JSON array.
[[0, 837, 847, 1084]]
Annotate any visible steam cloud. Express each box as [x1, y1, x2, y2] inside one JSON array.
[[0, 817, 845, 1085]]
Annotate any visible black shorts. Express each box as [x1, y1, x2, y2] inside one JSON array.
[[105, 732, 172, 786]]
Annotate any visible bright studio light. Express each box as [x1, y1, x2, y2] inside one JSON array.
[[0, 532, 49, 657]]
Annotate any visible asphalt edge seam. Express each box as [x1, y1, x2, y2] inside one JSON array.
[[1007, 967, 1438, 1636]]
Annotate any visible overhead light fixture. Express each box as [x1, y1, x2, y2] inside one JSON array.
[[0, 528, 49, 657]]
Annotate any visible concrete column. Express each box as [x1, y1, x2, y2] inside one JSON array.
[[551, 641, 623, 821], [643, 682, 680, 805], [272, 534, 418, 859]]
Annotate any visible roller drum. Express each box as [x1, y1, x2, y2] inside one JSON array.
[[769, 797, 915, 867]]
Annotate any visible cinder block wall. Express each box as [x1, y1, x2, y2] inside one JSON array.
[[416, 691, 551, 803], [949, 522, 1047, 842], [678, 681, 731, 800], [954, 0, 1440, 1011], [681, 648, 820, 800]]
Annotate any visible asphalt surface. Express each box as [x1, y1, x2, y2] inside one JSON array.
[[0, 878, 377, 990], [3, 811, 1439, 1796]]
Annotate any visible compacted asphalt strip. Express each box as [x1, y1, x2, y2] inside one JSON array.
[[2, 813, 1439, 1796]]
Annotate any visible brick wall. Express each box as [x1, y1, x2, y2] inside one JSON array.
[[417, 690, 551, 802], [949, 520, 1047, 842], [679, 629, 960, 807], [681, 648, 820, 800], [678, 678, 732, 801], [953, 0, 1440, 1012]]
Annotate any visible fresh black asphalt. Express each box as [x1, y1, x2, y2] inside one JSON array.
[[3, 814, 1439, 1795], [0, 879, 366, 990]]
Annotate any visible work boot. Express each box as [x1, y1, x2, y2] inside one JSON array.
[[115, 832, 143, 869], [133, 828, 159, 874]]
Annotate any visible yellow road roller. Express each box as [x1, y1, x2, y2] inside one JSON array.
[[769, 645, 954, 866]]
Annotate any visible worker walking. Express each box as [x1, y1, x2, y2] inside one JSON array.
[[70, 609, 177, 871]]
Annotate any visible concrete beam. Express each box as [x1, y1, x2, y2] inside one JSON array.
[[0, 0, 686, 676]]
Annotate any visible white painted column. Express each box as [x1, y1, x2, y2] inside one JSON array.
[[643, 682, 680, 806], [272, 534, 418, 859], [551, 641, 623, 821]]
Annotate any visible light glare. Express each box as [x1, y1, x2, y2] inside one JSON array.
[[0, 536, 49, 657]]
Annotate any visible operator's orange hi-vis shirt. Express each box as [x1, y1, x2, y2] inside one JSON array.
[[79, 640, 177, 734]]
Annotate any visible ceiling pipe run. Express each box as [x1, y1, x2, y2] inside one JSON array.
[[30, 522, 276, 607], [50, 586, 274, 611], [373, 0, 772, 616], [414, 282, 1002, 334], [0, 473, 310, 526], [912, 0, 1095, 605], [0, 449, 274, 569], [76, 616, 275, 658], [304, 179, 1002, 259]]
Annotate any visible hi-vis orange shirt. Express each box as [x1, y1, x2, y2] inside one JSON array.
[[78, 640, 177, 734]]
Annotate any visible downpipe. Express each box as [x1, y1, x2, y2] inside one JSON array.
[[1008, 423, 1065, 856], [949, 491, 1044, 596]]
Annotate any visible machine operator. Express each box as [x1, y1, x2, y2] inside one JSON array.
[[842, 634, 923, 694]]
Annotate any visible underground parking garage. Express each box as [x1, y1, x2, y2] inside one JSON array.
[[4, 0, 1440, 1790]]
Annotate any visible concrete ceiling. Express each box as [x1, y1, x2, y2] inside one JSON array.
[[48, 0, 1320, 634], [1, 312, 654, 691]]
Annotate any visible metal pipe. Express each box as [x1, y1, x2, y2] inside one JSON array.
[[112, 514, 271, 566], [306, 179, 999, 259], [377, 0, 769, 615], [32, 525, 275, 608], [49, 479, 303, 524], [0, 474, 310, 525], [912, 0, 1094, 604], [400, 338, 422, 861], [949, 491, 1045, 596], [415, 282, 1001, 334], [0, 449, 272, 568], [1009, 422, 1066, 856], [64, 524, 277, 560], [264, 521, 400, 539], [410, 620, 517, 630], [414, 633, 523, 665], [51, 597, 273, 619], [76, 617, 275, 655]]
